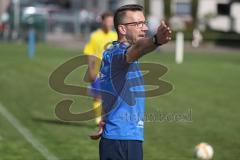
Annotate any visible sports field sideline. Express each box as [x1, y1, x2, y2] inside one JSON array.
[[0, 42, 239, 159]]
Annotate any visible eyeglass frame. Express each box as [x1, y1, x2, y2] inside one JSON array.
[[120, 21, 148, 28]]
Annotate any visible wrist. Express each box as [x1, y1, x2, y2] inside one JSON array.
[[152, 34, 162, 46]]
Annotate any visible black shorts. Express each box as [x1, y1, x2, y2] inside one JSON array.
[[99, 137, 143, 160]]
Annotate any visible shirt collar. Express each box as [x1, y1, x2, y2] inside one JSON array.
[[112, 41, 131, 49]]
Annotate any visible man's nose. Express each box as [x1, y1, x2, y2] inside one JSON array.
[[142, 24, 148, 31]]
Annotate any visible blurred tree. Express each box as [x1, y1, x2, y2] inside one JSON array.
[[164, 0, 171, 22], [40, 0, 71, 8], [144, 0, 149, 16], [191, 0, 199, 28], [58, 0, 71, 8]]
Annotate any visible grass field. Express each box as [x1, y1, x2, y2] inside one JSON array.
[[0, 42, 240, 160]]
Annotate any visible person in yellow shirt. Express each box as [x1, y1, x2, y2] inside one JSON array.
[[84, 11, 117, 124]]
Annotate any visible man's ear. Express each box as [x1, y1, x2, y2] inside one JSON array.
[[118, 25, 126, 35]]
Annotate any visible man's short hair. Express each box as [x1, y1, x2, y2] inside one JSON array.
[[101, 11, 113, 20], [114, 4, 144, 33]]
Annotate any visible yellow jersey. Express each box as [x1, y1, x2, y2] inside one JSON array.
[[83, 29, 117, 74]]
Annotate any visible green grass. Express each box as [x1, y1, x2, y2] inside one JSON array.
[[0, 42, 240, 160]]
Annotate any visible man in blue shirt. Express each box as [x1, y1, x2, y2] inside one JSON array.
[[90, 4, 172, 160]]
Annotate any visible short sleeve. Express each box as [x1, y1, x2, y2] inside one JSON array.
[[83, 34, 96, 55], [111, 46, 131, 70]]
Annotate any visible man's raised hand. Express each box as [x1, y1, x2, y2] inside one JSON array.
[[156, 21, 172, 45]]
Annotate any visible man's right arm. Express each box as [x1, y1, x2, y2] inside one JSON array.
[[126, 21, 172, 63], [84, 33, 98, 82], [87, 55, 98, 82]]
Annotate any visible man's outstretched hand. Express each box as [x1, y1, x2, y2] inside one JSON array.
[[156, 21, 172, 45], [89, 121, 105, 140]]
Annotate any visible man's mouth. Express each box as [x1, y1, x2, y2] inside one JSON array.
[[138, 34, 146, 38]]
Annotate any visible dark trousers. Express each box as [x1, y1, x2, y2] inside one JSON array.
[[99, 137, 143, 160]]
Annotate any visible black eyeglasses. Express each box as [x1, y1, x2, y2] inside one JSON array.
[[121, 21, 148, 28]]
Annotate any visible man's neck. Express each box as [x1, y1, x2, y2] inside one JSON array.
[[118, 37, 132, 45], [101, 27, 109, 34]]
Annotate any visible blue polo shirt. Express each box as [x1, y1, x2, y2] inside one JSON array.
[[99, 41, 145, 141]]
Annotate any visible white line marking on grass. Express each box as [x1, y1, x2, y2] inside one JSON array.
[[0, 103, 59, 160]]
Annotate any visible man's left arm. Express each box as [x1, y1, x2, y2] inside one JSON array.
[[125, 21, 171, 63]]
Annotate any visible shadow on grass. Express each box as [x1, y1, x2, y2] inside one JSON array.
[[32, 117, 96, 129]]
